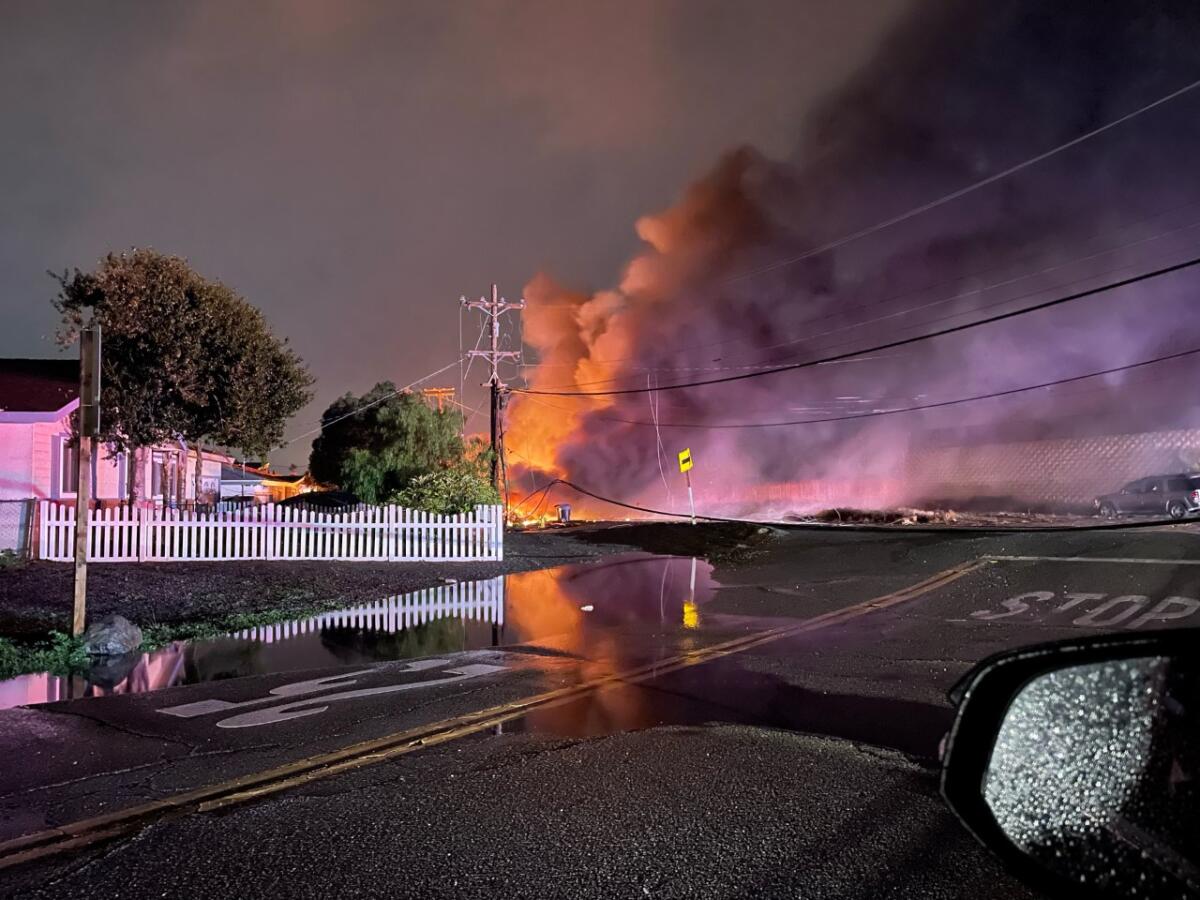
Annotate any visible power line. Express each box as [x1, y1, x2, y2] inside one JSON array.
[[719, 75, 1200, 286], [522, 345, 1200, 429], [507, 476, 1200, 534], [526, 351, 1200, 422], [514, 253, 1200, 397], [461, 311, 489, 384], [507, 477, 741, 524], [444, 394, 488, 431], [524, 208, 1200, 389], [649, 373, 672, 504], [520, 110, 1200, 377], [280, 358, 464, 447]]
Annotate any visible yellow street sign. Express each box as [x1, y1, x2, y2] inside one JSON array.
[[678, 448, 693, 473]]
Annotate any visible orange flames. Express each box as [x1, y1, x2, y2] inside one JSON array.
[[505, 274, 629, 519], [505, 192, 704, 519], [505, 150, 805, 520]]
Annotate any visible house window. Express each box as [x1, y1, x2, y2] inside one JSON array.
[[115, 451, 126, 500], [59, 440, 79, 495], [151, 452, 164, 498], [54, 436, 100, 498]]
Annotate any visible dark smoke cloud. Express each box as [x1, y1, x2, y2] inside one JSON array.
[[514, 0, 1200, 514]]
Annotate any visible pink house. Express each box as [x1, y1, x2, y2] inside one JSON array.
[[0, 358, 228, 551]]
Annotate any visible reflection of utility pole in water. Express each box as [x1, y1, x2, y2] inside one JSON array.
[[658, 558, 670, 625], [492, 576, 507, 648]]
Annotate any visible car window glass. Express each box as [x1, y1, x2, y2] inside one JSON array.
[[1166, 477, 1190, 491]]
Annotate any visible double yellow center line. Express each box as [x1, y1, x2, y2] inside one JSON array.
[[0, 558, 985, 871]]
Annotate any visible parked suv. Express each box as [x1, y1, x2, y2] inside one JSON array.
[[1094, 473, 1200, 519]]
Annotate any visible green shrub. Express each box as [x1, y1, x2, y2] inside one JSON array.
[[393, 466, 500, 515], [0, 549, 26, 570], [0, 632, 87, 680]]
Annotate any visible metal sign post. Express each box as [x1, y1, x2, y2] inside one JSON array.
[[73, 325, 100, 637], [677, 448, 695, 525]]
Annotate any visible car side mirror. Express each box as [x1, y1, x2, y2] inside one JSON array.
[[941, 631, 1198, 899]]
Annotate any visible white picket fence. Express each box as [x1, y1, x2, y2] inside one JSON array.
[[37, 501, 504, 563]]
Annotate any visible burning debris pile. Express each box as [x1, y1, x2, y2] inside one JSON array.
[[793, 508, 960, 527], [508, 0, 1200, 520]]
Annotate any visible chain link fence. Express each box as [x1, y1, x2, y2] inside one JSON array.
[[908, 428, 1200, 512], [0, 499, 34, 557]]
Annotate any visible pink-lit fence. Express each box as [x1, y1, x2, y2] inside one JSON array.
[[36, 501, 504, 563]]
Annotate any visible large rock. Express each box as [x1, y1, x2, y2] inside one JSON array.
[[81, 614, 143, 657]]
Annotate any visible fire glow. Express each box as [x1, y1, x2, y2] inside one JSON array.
[[504, 1, 1200, 521]]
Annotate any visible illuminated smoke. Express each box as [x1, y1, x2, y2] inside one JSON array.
[[510, 0, 1200, 517]]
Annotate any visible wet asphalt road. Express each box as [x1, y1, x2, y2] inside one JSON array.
[[9, 727, 1031, 900], [3, 523, 1200, 898]]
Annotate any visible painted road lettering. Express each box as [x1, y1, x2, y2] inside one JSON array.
[[216, 664, 507, 729], [968, 591, 1055, 620], [158, 659, 507, 729], [968, 593, 1200, 628]]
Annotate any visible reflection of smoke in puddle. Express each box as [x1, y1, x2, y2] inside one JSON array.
[[0, 554, 712, 710]]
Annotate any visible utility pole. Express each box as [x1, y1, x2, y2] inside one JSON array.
[[421, 387, 455, 413], [73, 325, 101, 637], [462, 284, 524, 490]]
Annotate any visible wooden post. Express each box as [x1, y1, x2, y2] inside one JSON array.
[[194, 441, 204, 510], [126, 448, 138, 510], [71, 436, 92, 635], [73, 325, 100, 637], [175, 449, 186, 510]]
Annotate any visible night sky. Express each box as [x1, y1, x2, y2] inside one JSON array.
[[0, 0, 909, 467]]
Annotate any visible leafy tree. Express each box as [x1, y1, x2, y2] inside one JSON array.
[[186, 277, 312, 459], [308, 383, 404, 485], [309, 384, 464, 503], [393, 441, 500, 514], [54, 249, 313, 503]]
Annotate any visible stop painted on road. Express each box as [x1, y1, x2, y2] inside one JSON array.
[[966, 592, 1200, 629]]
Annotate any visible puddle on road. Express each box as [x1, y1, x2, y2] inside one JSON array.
[[0, 554, 716, 710], [504, 655, 952, 758]]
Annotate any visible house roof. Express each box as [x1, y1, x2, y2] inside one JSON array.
[[0, 358, 78, 413], [219, 464, 306, 484], [261, 472, 305, 484], [220, 464, 266, 484]]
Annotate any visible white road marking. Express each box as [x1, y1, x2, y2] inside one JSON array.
[[215, 664, 507, 729], [1053, 592, 1105, 613], [158, 660, 452, 719], [1130, 596, 1200, 629], [986, 555, 1200, 566], [1072, 595, 1148, 627], [964, 591, 1200, 629], [159, 670, 382, 719], [969, 591, 1055, 620]]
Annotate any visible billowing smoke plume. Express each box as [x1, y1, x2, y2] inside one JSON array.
[[510, 0, 1200, 517]]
